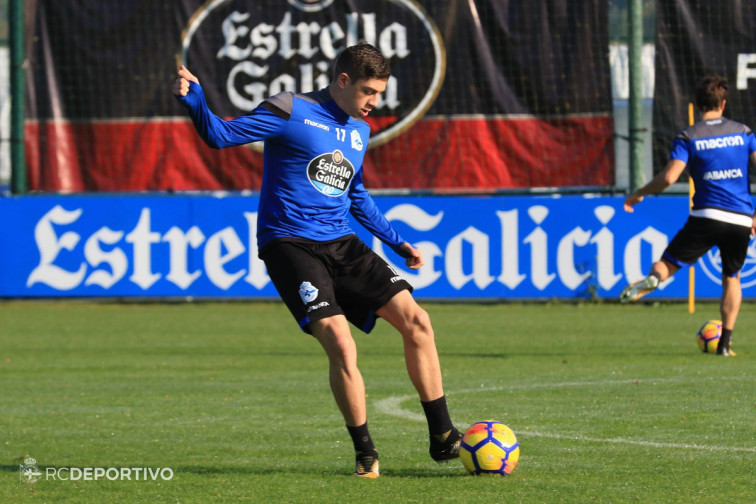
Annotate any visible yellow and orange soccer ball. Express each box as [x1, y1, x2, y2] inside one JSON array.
[[459, 420, 519, 476], [696, 320, 722, 353]]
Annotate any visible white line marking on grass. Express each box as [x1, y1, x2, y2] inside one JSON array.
[[374, 377, 756, 454], [374, 395, 426, 422], [522, 430, 756, 453]]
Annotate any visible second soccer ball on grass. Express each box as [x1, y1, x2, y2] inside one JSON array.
[[697, 320, 722, 354]]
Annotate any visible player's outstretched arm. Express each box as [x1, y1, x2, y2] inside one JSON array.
[[400, 242, 424, 270], [623, 193, 644, 213], [623, 159, 687, 213], [173, 65, 199, 97], [173, 65, 280, 149]]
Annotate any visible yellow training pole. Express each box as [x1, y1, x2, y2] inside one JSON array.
[[688, 102, 695, 314]]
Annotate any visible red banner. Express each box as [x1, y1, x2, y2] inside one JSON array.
[[26, 0, 614, 192]]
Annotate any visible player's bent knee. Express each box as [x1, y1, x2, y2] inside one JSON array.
[[411, 307, 432, 332], [312, 318, 357, 361], [403, 307, 434, 344]]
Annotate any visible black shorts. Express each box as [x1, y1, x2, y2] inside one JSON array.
[[259, 235, 413, 334], [663, 216, 751, 277]]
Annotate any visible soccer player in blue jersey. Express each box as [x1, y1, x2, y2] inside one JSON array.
[[173, 43, 461, 477], [620, 74, 756, 356]]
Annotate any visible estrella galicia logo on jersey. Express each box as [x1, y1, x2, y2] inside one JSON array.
[[299, 281, 319, 304], [350, 129, 363, 151], [306, 150, 355, 197]]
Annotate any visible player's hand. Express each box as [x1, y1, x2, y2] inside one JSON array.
[[173, 65, 199, 97], [623, 193, 643, 213], [751, 215, 756, 237], [400, 242, 424, 270]]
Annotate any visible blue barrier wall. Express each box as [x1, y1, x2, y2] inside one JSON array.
[[1, 194, 753, 299]]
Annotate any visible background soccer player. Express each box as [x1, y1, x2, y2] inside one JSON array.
[[620, 74, 756, 356], [173, 42, 461, 477]]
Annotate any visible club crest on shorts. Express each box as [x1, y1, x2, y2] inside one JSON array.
[[299, 281, 318, 304]]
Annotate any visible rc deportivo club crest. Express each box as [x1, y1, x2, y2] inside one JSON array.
[[299, 281, 319, 304]]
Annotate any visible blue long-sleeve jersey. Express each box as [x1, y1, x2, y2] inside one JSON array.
[[177, 82, 409, 257], [670, 117, 756, 227]]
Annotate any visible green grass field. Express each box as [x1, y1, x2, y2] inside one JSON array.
[[1, 300, 754, 503]]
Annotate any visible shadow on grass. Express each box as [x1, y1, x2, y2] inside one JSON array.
[[377, 468, 467, 479], [444, 352, 510, 359], [172, 465, 467, 478]]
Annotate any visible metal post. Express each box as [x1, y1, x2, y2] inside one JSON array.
[[10, 0, 26, 194], [628, 0, 644, 192]]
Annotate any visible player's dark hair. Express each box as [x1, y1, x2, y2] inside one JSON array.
[[695, 74, 728, 112], [332, 42, 390, 82]]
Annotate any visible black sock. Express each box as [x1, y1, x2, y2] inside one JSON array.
[[717, 328, 733, 353], [347, 422, 377, 456], [421, 395, 455, 439]]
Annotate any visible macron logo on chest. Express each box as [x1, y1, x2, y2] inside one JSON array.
[[304, 118, 330, 132]]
